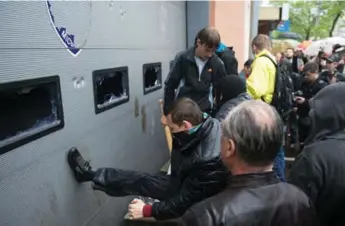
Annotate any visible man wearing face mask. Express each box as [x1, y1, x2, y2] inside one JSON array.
[[295, 62, 327, 143], [163, 27, 226, 116], [67, 98, 228, 221], [320, 54, 345, 84], [319, 57, 327, 72], [179, 100, 316, 226]]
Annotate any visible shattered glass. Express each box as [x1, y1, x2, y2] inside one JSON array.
[[0, 85, 62, 149], [97, 90, 129, 109], [144, 66, 162, 92], [95, 71, 129, 110], [144, 80, 161, 92]]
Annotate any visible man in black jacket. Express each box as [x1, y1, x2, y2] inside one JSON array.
[[67, 98, 228, 220], [163, 27, 226, 115], [295, 62, 327, 143], [180, 100, 315, 226], [320, 53, 345, 84], [290, 83, 345, 226]]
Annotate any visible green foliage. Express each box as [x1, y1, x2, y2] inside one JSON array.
[[271, 0, 345, 40]]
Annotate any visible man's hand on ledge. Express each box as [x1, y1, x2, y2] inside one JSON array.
[[128, 198, 146, 220]]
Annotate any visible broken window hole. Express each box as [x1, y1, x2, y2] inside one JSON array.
[[143, 62, 162, 95], [0, 76, 64, 155], [92, 66, 130, 114]]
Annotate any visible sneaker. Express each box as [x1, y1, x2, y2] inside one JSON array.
[[67, 147, 94, 183]]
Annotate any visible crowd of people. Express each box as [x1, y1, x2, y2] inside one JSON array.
[[273, 41, 345, 149], [66, 27, 345, 226]]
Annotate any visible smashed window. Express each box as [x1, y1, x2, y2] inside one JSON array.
[[0, 76, 64, 154], [93, 66, 129, 114], [143, 63, 162, 95]]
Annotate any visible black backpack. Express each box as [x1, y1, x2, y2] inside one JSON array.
[[261, 55, 294, 120]]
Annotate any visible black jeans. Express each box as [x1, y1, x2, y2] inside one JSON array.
[[289, 112, 299, 145], [298, 117, 310, 144], [92, 168, 172, 200]]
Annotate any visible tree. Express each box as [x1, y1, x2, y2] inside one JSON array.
[[272, 0, 345, 40], [322, 1, 345, 37]]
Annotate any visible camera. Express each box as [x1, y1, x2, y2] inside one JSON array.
[[292, 91, 303, 107]]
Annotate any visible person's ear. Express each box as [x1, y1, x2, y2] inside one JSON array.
[[228, 139, 236, 157], [182, 120, 193, 130], [196, 39, 201, 47], [223, 138, 236, 158]]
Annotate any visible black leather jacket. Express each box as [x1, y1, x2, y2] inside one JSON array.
[[180, 172, 316, 226], [152, 116, 229, 220]]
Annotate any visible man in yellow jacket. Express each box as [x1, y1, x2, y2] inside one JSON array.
[[247, 34, 276, 104], [246, 34, 286, 182]]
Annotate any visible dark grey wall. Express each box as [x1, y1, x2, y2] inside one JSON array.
[[0, 1, 186, 226], [186, 1, 210, 48]]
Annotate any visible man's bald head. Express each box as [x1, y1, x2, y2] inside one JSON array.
[[221, 100, 284, 167]]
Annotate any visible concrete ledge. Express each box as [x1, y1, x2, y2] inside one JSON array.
[[123, 213, 179, 226]]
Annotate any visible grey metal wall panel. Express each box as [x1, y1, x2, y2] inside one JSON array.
[[0, 1, 186, 226], [186, 1, 210, 48]]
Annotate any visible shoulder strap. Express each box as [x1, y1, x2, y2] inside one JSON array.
[[258, 55, 280, 105], [260, 54, 278, 69]]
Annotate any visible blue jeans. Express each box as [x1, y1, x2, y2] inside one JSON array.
[[273, 147, 286, 182]]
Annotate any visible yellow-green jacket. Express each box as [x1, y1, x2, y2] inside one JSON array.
[[246, 49, 276, 104]]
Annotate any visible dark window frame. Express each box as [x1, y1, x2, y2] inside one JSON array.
[[0, 75, 64, 155], [142, 62, 162, 95], [92, 66, 130, 114]]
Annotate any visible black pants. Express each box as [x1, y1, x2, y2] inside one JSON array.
[[289, 112, 299, 145], [92, 168, 172, 200], [298, 118, 310, 143]]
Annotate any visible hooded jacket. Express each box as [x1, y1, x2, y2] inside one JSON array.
[[151, 116, 229, 219], [216, 42, 239, 75], [215, 75, 251, 121], [215, 92, 251, 121], [289, 83, 345, 226]]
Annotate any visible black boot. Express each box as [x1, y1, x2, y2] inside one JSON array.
[[67, 147, 95, 183]]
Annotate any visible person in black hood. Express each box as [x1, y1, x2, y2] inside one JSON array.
[[214, 75, 285, 182], [67, 98, 228, 221], [215, 42, 238, 75], [289, 83, 345, 226], [215, 75, 251, 121]]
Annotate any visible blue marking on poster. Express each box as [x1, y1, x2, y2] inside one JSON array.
[[277, 20, 290, 32], [46, 1, 82, 57]]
